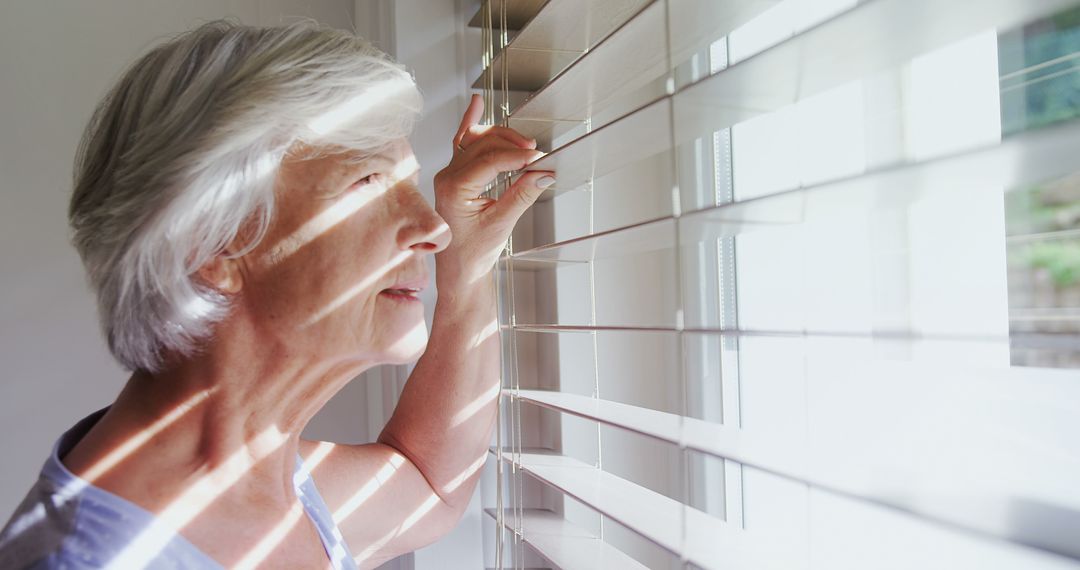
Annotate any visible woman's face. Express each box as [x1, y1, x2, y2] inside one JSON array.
[[237, 138, 451, 366]]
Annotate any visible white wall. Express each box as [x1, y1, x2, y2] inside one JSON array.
[[0, 0, 354, 527]]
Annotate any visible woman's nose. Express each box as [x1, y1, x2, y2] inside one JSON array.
[[397, 189, 451, 254]]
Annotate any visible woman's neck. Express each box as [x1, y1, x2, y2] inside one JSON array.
[[62, 322, 370, 519]]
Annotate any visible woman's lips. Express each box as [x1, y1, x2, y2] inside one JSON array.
[[379, 288, 422, 302], [380, 275, 427, 302]]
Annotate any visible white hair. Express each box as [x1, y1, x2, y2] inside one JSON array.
[[69, 20, 423, 372]]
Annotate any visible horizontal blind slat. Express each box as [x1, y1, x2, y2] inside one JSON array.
[[513, 0, 1076, 185], [483, 508, 649, 569], [472, 0, 650, 91], [509, 360, 1080, 562], [672, 0, 1079, 145], [489, 448, 740, 569], [509, 0, 780, 135], [505, 119, 1080, 264], [472, 48, 581, 92], [468, 0, 546, 30], [507, 326, 1080, 356], [518, 97, 671, 195]]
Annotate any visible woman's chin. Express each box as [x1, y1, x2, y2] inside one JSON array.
[[381, 320, 430, 363]]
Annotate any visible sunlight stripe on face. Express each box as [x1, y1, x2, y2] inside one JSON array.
[[390, 154, 419, 182], [263, 184, 382, 264], [384, 321, 429, 356], [303, 215, 452, 327], [303, 250, 414, 326], [262, 159, 421, 265]]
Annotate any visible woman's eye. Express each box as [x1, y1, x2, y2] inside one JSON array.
[[353, 173, 379, 188], [322, 172, 382, 200]]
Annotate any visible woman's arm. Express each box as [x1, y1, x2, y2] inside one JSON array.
[[376, 266, 500, 506], [377, 92, 553, 509], [303, 95, 553, 567]]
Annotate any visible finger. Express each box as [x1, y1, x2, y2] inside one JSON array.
[[451, 147, 546, 194], [473, 147, 545, 177], [491, 170, 556, 223], [453, 133, 544, 173], [457, 130, 535, 157], [460, 124, 536, 150], [454, 94, 484, 147]]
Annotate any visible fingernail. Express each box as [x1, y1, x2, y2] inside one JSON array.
[[536, 175, 556, 189]]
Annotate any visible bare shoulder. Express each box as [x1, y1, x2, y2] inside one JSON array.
[[297, 439, 459, 568]]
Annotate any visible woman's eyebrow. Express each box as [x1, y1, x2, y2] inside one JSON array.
[[344, 153, 395, 173]]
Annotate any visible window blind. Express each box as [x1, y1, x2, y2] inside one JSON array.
[[469, 0, 1080, 568]]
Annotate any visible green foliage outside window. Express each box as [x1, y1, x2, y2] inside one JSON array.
[[1002, 7, 1080, 289], [1026, 240, 1080, 287], [1000, 8, 1080, 134]]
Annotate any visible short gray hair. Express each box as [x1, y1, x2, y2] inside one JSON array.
[[69, 20, 422, 372]]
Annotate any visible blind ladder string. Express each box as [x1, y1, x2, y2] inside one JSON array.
[[482, 2, 510, 568], [582, 113, 607, 543], [492, 1, 528, 567]]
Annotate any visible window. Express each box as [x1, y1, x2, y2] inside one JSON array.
[[470, 0, 1080, 568]]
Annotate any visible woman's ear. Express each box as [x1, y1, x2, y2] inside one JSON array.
[[196, 254, 244, 295]]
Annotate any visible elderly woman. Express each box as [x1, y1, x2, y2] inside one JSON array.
[[0, 20, 552, 569]]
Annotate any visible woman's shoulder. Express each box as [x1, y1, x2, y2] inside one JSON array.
[[0, 410, 223, 569], [0, 473, 77, 569]]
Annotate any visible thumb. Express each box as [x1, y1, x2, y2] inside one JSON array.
[[492, 171, 555, 224]]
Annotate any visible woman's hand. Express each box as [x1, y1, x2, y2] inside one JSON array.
[[432, 94, 554, 289]]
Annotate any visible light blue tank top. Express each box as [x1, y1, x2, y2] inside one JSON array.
[[0, 408, 358, 569]]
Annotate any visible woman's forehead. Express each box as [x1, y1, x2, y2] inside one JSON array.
[[293, 139, 412, 167], [279, 141, 417, 192], [338, 141, 419, 178]]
